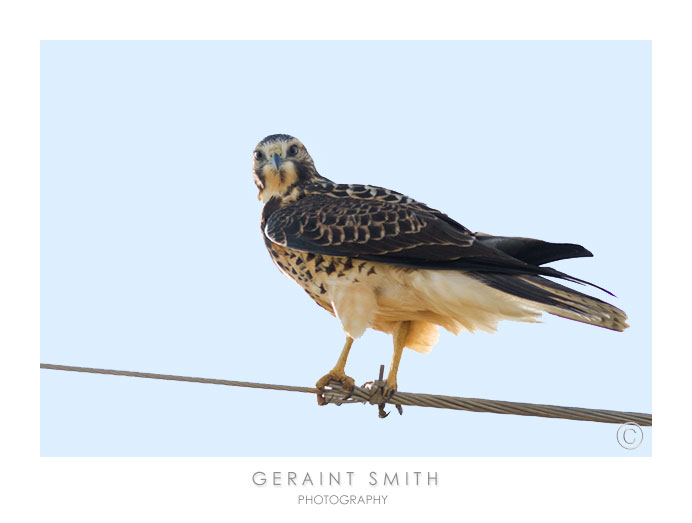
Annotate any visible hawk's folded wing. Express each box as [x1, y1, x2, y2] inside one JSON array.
[[264, 193, 608, 292]]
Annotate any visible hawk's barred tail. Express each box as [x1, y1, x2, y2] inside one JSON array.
[[471, 273, 629, 332]]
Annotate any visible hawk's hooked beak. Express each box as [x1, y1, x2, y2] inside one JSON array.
[[272, 153, 283, 170]]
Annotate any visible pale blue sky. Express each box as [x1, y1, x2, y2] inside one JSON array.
[[40, 41, 651, 456]]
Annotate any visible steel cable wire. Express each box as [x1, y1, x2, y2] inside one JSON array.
[[40, 363, 651, 426]]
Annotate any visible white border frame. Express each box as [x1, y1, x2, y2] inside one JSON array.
[[2, 1, 689, 521]]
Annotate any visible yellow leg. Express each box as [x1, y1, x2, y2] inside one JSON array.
[[315, 337, 355, 405], [333, 336, 354, 374], [385, 321, 410, 397]]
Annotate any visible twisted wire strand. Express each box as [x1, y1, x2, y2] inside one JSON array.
[[40, 363, 652, 426]]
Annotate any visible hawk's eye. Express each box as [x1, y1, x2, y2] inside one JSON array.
[[253, 150, 263, 161], [287, 144, 299, 156]]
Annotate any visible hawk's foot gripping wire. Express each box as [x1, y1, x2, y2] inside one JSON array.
[[316, 336, 355, 406], [362, 365, 404, 418], [316, 371, 355, 406]]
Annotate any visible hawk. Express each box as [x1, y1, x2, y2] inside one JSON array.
[[252, 134, 628, 404]]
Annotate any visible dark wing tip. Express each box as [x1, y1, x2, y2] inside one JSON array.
[[476, 235, 593, 266], [554, 243, 593, 261]]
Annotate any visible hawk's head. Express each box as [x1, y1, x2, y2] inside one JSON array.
[[252, 134, 320, 203]]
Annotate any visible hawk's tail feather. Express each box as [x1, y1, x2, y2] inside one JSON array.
[[470, 273, 629, 332]]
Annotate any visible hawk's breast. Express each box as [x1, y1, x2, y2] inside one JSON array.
[[264, 239, 382, 314]]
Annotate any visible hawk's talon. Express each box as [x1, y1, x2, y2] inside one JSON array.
[[378, 404, 390, 418]]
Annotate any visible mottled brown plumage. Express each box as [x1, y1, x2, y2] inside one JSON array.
[[252, 134, 628, 404]]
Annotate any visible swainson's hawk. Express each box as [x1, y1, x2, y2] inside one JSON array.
[[252, 134, 628, 404]]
